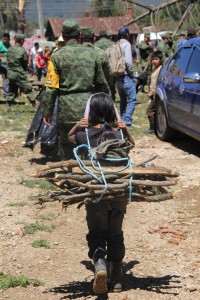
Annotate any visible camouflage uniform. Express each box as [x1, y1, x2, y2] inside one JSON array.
[[7, 34, 36, 104], [81, 27, 115, 100], [157, 33, 177, 63], [42, 21, 109, 159], [138, 33, 153, 86], [95, 29, 115, 50]]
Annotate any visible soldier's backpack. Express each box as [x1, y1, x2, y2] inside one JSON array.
[[106, 42, 126, 77]]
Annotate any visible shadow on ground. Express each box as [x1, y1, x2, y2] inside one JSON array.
[[44, 260, 181, 299], [170, 134, 200, 157]]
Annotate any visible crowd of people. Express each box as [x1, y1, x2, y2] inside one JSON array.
[[0, 20, 198, 295]]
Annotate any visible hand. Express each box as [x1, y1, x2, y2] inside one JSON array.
[[147, 91, 153, 97], [43, 116, 51, 126], [117, 120, 127, 132], [79, 118, 89, 128], [0, 57, 7, 63]]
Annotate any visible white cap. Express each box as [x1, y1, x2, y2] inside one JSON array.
[[38, 47, 43, 52], [58, 35, 64, 42]]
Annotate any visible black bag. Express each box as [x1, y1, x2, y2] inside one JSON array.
[[24, 98, 59, 154]]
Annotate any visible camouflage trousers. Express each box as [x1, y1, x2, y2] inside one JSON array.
[[7, 78, 37, 103], [58, 121, 75, 160]]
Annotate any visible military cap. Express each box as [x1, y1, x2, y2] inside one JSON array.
[[62, 19, 80, 37], [99, 29, 108, 37], [81, 27, 94, 40], [107, 31, 113, 37], [15, 33, 25, 40], [144, 32, 150, 38], [161, 32, 172, 39]]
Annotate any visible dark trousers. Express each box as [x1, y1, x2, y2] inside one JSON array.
[[37, 67, 47, 81], [146, 98, 155, 123], [86, 201, 126, 262]]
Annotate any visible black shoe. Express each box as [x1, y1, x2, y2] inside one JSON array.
[[110, 262, 122, 293]]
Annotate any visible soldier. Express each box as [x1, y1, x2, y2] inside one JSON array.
[[138, 33, 153, 70], [95, 29, 115, 50], [6, 34, 37, 110], [138, 33, 153, 88], [81, 27, 115, 100], [157, 32, 176, 62], [0, 33, 12, 100], [42, 20, 109, 160]]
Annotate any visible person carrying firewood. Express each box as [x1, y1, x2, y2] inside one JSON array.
[[68, 92, 135, 295]]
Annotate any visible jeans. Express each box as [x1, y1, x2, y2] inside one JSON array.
[[115, 75, 137, 126]]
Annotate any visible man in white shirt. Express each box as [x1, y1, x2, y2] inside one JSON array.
[[28, 42, 40, 74]]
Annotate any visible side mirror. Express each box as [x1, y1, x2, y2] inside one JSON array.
[[183, 73, 200, 83]]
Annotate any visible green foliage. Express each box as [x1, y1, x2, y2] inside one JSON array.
[[23, 222, 55, 235], [0, 273, 44, 289], [0, 0, 18, 33], [31, 239, 50, 248]]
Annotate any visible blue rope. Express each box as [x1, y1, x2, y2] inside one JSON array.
[[73, 127, 133, 202]]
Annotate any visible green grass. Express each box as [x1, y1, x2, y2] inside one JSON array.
[[23, 222, 55, 235], [0, 273, 44, 289], [0, 103, 34, 134], [115, 91, 149, 140], [7, 151, 24, 157], [37, 212, 58, 221], [20, 178, 56, 190], [31, 239, 50, 248]]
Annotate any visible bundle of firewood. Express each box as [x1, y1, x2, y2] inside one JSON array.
[[32, 155, 179, 209]]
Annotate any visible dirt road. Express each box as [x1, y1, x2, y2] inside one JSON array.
[[0, 132, 199, 299]]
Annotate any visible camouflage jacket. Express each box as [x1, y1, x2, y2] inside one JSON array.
[[42, 41, 109, 123], [157, 40, 176, 62], [7, 43, 28, 80], [95, 38, 115, 50], [138, 41, 153, 61], [82, 42, 115, 99]]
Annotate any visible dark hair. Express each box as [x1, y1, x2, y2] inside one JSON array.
[[151, 50, 163, 60], [96, 124, 116, 145], [89, 93, 116, 127], [3, 33, 10, 39], [34, 42, 39, 47]]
